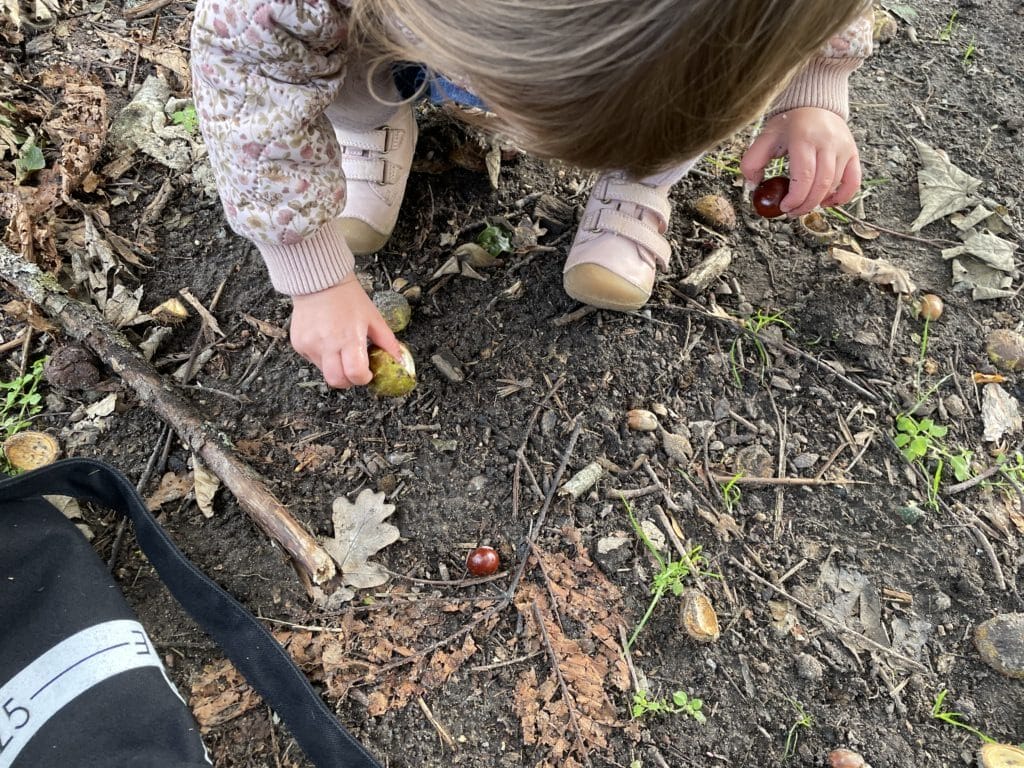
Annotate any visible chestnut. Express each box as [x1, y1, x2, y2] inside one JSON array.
[[751, 176, 791, 218], [466, 546, 500, 577]]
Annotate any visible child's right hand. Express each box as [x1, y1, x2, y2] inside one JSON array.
[[290, 274, 403, 389]]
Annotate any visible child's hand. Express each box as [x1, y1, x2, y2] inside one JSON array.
[[290, 274, 403, 389], [740, 107, 861, 216]]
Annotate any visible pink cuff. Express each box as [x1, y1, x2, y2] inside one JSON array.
[[768, 56, 862, 122], [256, 219, 356, 296]]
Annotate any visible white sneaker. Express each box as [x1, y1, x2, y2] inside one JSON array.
[[331, 102, 418, 255]]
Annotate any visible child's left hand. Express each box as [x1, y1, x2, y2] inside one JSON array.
[[740, 107, 861, 216]]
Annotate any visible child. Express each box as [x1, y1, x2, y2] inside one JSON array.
[[191, 1, 872, 389]]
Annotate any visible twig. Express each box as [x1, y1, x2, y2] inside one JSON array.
[[833, 206, 959, 248], [643, 459, 682, 512], [0, 331, 27, 354], [512, 376, 566, 521], [729, 557, 929, 673], [963, 513, 1007, 592], [469, 652, 542, 673], [529, 541, 566, 631], [946, 465, 1002, 494], [122, 0, 177, 19], [710, 473, 857, 487], [617, 624, 645, 693], [108, 422, 172, 570], [18, 326, 32, 376], [0, 245, 339, 592], [417, 697, 457, 751], [552, 305, 597, 327], [372, 421, 583, 677], [532, 599, 592, 767], [605, 484, 662, 501], [654, 505, 690, 562], [382, 566, 507, 587]]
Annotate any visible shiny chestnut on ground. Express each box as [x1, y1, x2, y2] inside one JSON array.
[[466, 546, 500, 577], [751, 176, 791, 218]]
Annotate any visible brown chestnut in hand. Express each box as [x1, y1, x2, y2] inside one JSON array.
[[466, 546, 500, 577], [751, 176, 791, 218]]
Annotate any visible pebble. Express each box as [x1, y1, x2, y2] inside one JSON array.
[[431, 350, 465, 383], [736, 443, 774, 478], [792, 452, 819, 470], [975, 613, 1024, 679], [943, 394, 967, 418], [795, 652, 825, 682], [662, 431, 694, 463], [934, 591, 953, 611], [986, 329, 1024, 372]]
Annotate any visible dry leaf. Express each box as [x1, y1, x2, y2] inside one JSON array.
[[831, 249, 916, 294], [192, 454, 220, 518], [39, 67, 107, 195], [910, 138, 982, 231], [241, 313, 287, 340], [942, 230, 1019, 301], [981, 384, 1022, 443], [189, 659, 262, 731], [323, 489, 401, 589], [145, 471, 192, 511]]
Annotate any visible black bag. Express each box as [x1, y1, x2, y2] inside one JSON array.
[[0, 458, 382, 768]]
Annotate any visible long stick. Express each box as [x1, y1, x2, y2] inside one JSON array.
[[0, 244, 338, 592]]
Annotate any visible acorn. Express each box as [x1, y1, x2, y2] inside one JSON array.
[[367, 342, 416, 397], [372, 290, 412, 333], [829, 748, 868, 768], [626, 409, 659, 432]]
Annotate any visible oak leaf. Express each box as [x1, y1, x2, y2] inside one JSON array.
[[323, 489, 401, 589]]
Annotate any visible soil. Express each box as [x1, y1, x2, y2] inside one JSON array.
[[2, 2, 1024, 767]]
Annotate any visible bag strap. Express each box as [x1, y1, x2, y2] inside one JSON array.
[[0, 458, 382, 768]]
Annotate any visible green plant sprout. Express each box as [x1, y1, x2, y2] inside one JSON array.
[[720, 472, 743, 515], [704, 151, 742, 176], [623, 500, 714, 648], [730, 309, 791, 386], [939, 9, 958, 42], [931, 689, 996, 744], [171, 105, 200, 134], [631, 689, 707, 724], [476, 224, 512, 257], [783, 699, 813, 760], [962, 37, 977, 67], [0, 358, 46, 441], [892, 414, 974, 511]]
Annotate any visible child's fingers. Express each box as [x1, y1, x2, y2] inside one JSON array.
[[779, 142, 818, 213], [739, 132, 783, 185], [320, 350, 354, 390], [340, 341, 372, 387], [822, 155, 862, 209], [367, 316, 403, 362]]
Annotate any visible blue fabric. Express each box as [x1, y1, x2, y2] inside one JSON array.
[[394, 64, 487, 109]]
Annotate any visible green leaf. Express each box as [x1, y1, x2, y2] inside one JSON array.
[[908, 436, 929, 460], [928, 424, 949, 438], [14, 141, 45, 184], [896, 416, 918, 434], [171, 105, 199, 134], [893, 433, 911, 448], [477, 224, 512, 257], [672, 691, 688, 706]]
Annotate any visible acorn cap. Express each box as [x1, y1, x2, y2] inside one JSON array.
[[3, 431, 60, 471], [979, 744, 1024, 768]]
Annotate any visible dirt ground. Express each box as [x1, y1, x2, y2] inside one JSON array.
[[2, 1, 1024, 766]]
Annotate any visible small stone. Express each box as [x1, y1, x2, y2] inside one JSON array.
[[986, 329, 1024, 372], [593, 533, 632, 575], [943, 395, 967, 418], [467, 475, 488, 493], [626, 409, 659, 432], [792, 452, 819, 470], [662, 431, 694, 463], [795, 652, 824, 682], [431, 349, 465, 383], [975, 613, 1024, 678], [935, 591, 953, 611], [736, 443, 774, 478]]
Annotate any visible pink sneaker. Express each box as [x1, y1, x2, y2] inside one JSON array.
[[563, 160, 697, 311], [330, 102, 418, 255]]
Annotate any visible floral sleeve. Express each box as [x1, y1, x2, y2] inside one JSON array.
[[191, 0, 356, 295], [768, 13, 874, 122]]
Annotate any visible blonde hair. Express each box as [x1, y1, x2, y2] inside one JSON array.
[[351, 0, 866, 176]]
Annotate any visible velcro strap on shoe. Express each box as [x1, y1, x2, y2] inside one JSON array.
[[596, 179, 672, 229], [592, 208, 672, 268], [334, 127, 389, 153], [343, 157, 394, 184]]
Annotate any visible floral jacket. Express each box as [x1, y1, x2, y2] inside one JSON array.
[[190, 2, 872, 296]]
